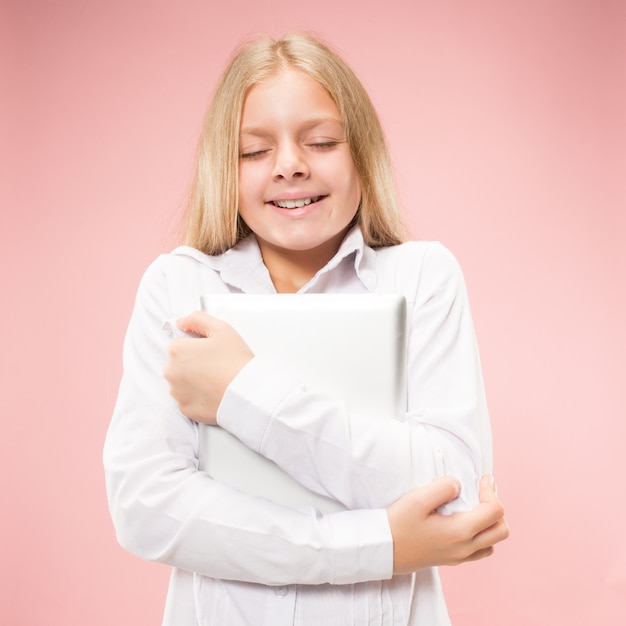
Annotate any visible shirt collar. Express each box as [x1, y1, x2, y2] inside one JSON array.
[[171, 225, 378, 292]]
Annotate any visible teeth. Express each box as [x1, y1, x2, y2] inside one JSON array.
[[274, 197, 317, 209]]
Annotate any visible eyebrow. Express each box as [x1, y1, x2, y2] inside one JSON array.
[[240, 116, 344, 136]]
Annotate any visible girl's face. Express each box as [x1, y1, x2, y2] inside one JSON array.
[[238, 69, 361, 284]]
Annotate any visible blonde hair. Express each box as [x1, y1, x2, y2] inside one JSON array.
[[184, 33, 407, 255]]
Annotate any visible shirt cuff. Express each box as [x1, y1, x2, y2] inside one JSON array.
[[325, 508, 394, 584], [216, 356, 301, 452]]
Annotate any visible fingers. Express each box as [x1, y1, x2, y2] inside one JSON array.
[[462, 546, 494, 563], [387, 474, 509, 573], [164, 311, 254, 424], [466, 474, 510, 546], [478, 474, 498, 503], [417, 476, 462, 512], [459, 474, 505, 533], [444, 475, 509, 566], [176, 311, 221, 338], [473, 510, 510, 546]]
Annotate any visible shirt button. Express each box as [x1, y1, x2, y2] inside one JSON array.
[[274, 585, 288, 597]]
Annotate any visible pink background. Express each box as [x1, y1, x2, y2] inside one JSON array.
[[2, 1, 624, 624]]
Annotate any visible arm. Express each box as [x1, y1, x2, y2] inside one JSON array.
[[166, 305, 509, 576], [178, 243, 490, 511], [107, 253, 507, 585], [103, 258, 393, 586]]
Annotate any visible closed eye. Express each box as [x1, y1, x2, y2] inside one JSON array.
[[309, 140, 342, 150], [240, 149, 270, 160]]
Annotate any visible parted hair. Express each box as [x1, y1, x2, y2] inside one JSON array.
[[183, 33, 407, 255]]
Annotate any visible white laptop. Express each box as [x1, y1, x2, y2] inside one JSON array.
[[198, 293, 407, 513]]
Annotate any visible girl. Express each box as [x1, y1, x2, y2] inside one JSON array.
[[104, 33, 508, 626]]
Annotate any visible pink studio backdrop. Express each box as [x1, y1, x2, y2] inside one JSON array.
[[2, 1, 624, 625]]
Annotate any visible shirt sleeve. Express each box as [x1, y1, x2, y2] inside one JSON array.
[[217, 243, 490, 512], [103, 256, 393, 585]]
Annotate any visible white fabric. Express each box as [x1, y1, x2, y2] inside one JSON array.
[[103, 226, 491, 625]]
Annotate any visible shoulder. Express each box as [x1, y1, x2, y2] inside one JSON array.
[[372, 241, 465, 300], [376, 240, 460, 270], [135, 246, 229, 318], [142, 245, 228, 282]]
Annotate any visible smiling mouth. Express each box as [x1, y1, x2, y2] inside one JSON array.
[[270, 196, 325, 209]]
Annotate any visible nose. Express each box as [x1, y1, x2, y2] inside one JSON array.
[[272, 142, 309, 181]]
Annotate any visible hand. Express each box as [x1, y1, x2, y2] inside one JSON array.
[[387, 474, 509, 574], [163, 311, 254, 424]]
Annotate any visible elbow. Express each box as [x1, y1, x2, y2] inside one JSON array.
[[109, 499, 154, 561], [106, 484, 157, 562], [104, 464, 183, 565]]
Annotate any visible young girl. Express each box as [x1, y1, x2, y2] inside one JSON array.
[[104, 33, 508, 626]]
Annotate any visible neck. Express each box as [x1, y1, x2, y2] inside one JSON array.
[[263, 248, 326, 293], [256, 231, 348, 293]]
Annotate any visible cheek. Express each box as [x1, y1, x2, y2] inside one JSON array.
[[238, 167, 262, 205], [323, 156, 360, 202], [338, 156, 361, 202], [345, 169, 361, 207]]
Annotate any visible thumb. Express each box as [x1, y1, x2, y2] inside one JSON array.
[[414, 476, 462, 513], [176, 311, 218, 338], [478, 474, 498, 504]]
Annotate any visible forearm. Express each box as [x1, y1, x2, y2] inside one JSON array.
[[218, 357, 482, 511], [217, 243, 490, 513], [104, 385, 393, 585], [104, 258, 394, 585]]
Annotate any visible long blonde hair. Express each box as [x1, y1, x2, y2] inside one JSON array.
[[184, 33, 407, 255]]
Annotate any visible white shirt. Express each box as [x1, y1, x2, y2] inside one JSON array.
[[103, 226, 491, 626]]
